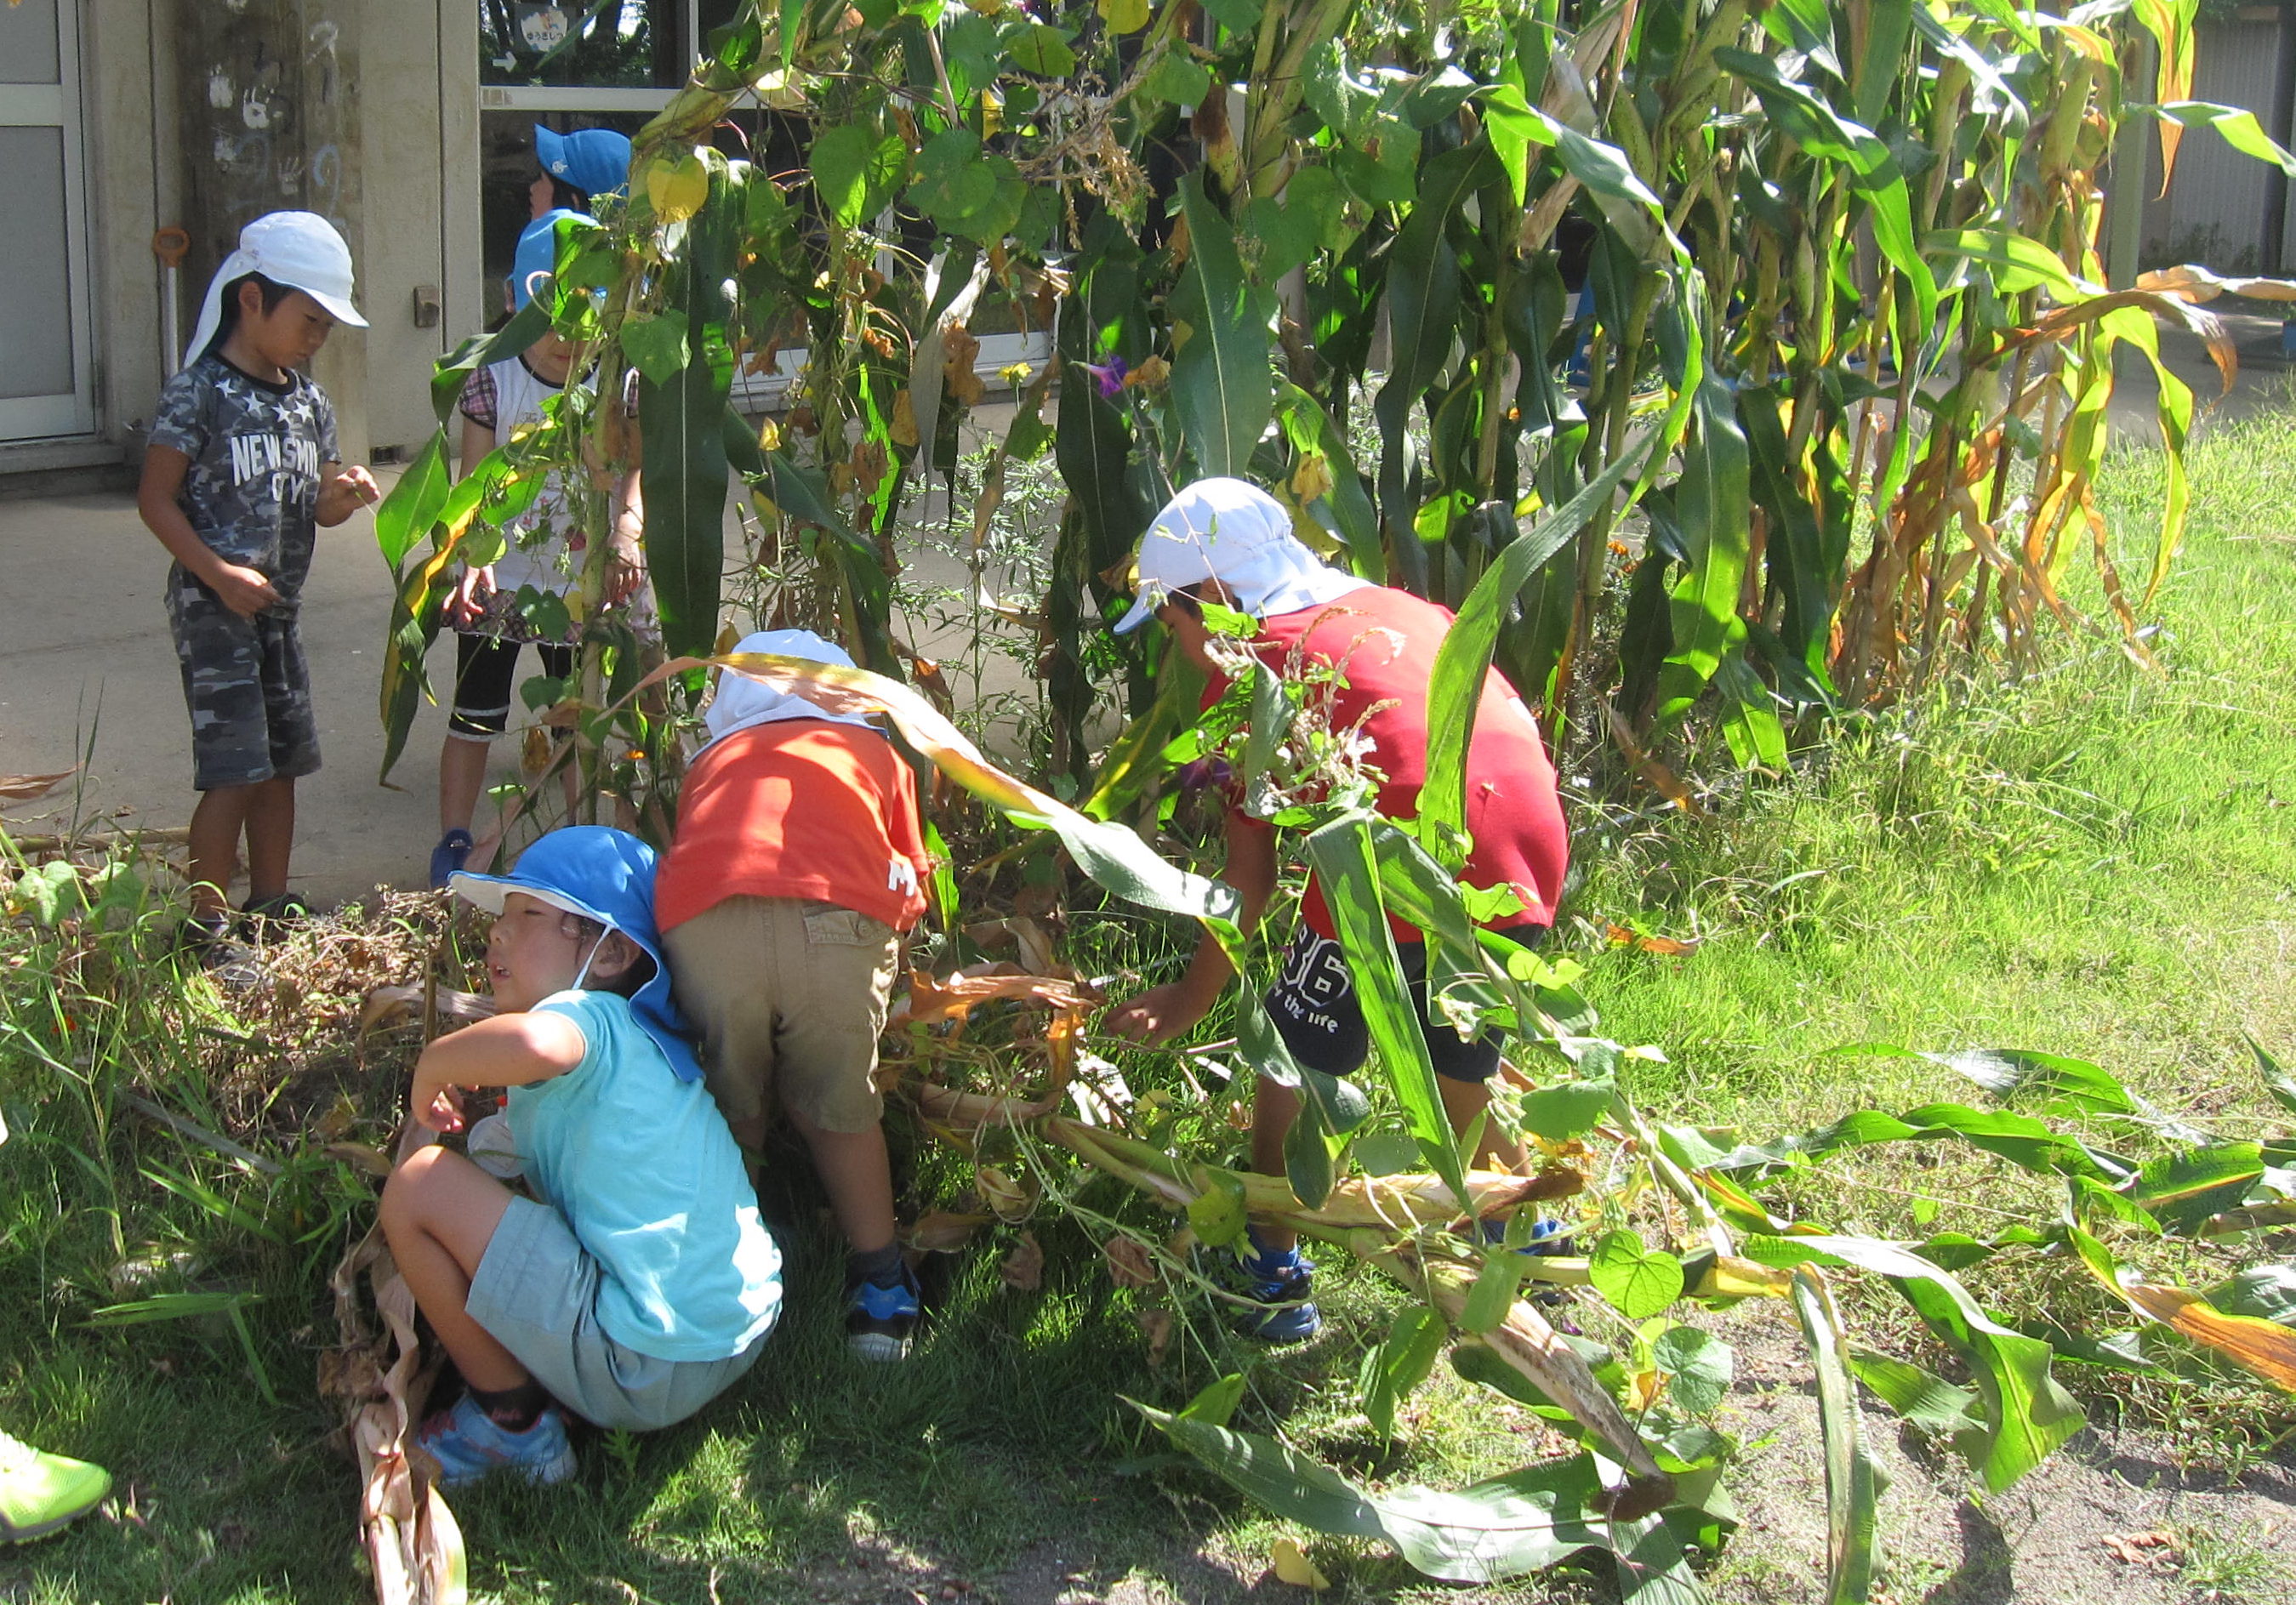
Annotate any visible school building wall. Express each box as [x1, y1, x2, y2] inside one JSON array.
[[7, 0, 482, 487]]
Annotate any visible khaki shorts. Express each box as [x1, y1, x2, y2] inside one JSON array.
[[664, 896, 901, 1135]]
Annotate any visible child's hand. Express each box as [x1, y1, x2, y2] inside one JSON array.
[[446, 565, 495, 627], [208, 561, 281, 618], [605, 537, 644, 605], [317, 464, 382, 525], [411, 1073, 470, 1134]]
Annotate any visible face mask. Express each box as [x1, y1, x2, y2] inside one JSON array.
[[569, 927, 610, 991]]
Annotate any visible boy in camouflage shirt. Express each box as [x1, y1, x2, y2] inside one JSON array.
[[138, 213, 379, 949]]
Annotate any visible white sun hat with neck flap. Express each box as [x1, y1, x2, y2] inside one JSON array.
[[185, 211, 368, 367], [1113, 477, 1372, 634]]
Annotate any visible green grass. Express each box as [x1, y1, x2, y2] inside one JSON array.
[[8, 404, 2296, 1601]]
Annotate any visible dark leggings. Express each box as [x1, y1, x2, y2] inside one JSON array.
[[447, 634, 574, 738]]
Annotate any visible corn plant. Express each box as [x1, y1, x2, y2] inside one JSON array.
[[372, 0, 2296, 794]]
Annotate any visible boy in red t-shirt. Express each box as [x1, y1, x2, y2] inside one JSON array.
[[1103, 479, 1570, 1342], [656, 630, 933, 1362]]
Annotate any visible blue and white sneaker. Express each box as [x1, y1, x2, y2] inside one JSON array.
[[418, 1394, 576, 1488], [1239, 1233, 1321, 1344], [846, 1269, 920, 1363]]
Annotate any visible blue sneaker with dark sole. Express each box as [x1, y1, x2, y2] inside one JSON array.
[[1239, 1235, 1322, 1344], [846, 1270, 921, 1362], [418, 1394, 576, 1488], [429, 829, 475, 891]]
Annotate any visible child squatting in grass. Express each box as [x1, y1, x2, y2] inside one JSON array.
[[1104, 478, 1571, 1342], [380, 828, 780, 1486], [137, 212, 381, 953]]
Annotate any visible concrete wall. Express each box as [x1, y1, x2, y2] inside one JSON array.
[[16, 0, 466, 482]]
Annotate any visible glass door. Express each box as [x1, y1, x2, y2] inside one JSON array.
[[0, 0, 95, 441], [475, 1, 738, 316]]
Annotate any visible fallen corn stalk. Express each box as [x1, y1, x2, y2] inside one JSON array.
[[1045, 1114, 1667, 1512], [321, 1226, 467, 1605]]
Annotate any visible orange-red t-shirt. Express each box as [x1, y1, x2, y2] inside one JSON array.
[[656, 719, 932, 934], [1206, 586, 1568, 940]]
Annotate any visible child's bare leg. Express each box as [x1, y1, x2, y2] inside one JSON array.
[[1438, 1074, 1527, 1172], [242, 776, 297, 904], [379, 1145, 528, 1391], [784, 1106, 897, 1255], [1249, 1076, 1302, 1254], [186, 784, 256, 919], [438, 734, 493, 836]]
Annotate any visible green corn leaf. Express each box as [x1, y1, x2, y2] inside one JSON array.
[[1132, 1404, 1387, 1539], [2127, 1142, 2265, 1235], [373, 433, 452, 570], [1140, 1401, 1696, 1588], [1845, 1348, 1986, 1445], [1179, 1372, 1246, 1426], [1851, 0, 1916, 127], [1757, 1234, 2082, 1492], [1657, 368, 1752, 723], [1926, 1049, 2137, 1117], [1302, 813, 1468, 1211], [1171, 174, 1275, 480], [87, 1289, 254, 1324], [2156, 100, 2296, 176], [1421, 431, 1655, 840], [638, 347, 732, 658], [2248, 1033, 2296, 1116], [1792, 1270, 1882, 1604], [2208, 1264, 2296, 1326], [1460, 1248, 1530, 1336], [1927, 229, 2084, 300], [1362, 1305, 1449, 1439]]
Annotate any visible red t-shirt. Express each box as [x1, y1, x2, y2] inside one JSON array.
[[1207, 587, 1568, 940], [656, 719, 932, 934]]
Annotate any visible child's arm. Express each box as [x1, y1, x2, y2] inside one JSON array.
[[446, 415, 501, 626], [605, 470, 644, 604], [407, 1010, 584, 1132], [1104, 811, 1279, 1045], [138, 444, 279, 618], [315, 462, 381, 526]]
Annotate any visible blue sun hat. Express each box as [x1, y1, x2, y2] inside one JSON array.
[[534, 124, 632, 201], [449, 826, 701, 1083], [511, 208, 592, 311]]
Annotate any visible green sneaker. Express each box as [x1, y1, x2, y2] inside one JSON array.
[[0, 1429, 110, 1544]]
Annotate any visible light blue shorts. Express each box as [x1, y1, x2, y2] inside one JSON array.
[[467, 1196, 768, 1431]]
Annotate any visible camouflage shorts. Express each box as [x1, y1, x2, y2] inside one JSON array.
[[168, 578, 322, 791]]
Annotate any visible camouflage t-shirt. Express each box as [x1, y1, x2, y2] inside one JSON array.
[[149, 353, 339, 611]]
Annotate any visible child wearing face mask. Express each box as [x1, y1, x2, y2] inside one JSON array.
[[379, 828, 779, 1486]]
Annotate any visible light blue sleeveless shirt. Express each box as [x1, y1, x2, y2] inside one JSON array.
[[509, 990, 780, 1362]]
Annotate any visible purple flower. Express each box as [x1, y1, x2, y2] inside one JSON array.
[[1078, 356, 1128, 400], [1176, 755, 1233, 793]]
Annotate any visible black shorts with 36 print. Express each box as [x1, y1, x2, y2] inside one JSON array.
[[1262, 922, 1548, 1084]]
